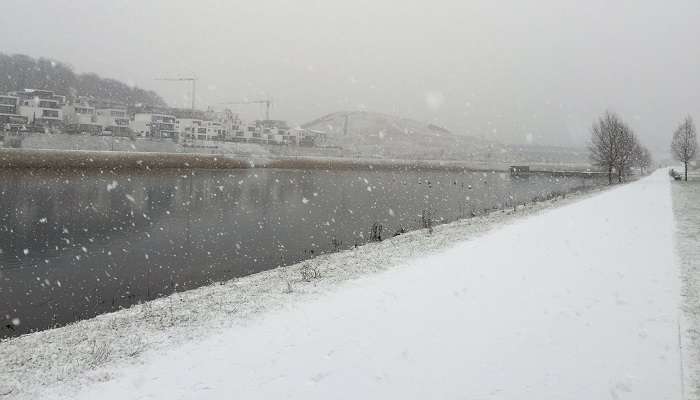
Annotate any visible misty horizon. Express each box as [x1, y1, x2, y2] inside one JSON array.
[[2, 0, 699, 154]]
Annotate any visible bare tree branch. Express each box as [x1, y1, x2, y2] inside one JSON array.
[[671, 116, 697, 181]]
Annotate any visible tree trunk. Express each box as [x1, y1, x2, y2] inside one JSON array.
[[685, 161, 688, 181], [617, 167, 623, 183], [608, 167, 612, 184]]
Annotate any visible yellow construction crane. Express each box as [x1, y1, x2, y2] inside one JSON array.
[[220, 99, 273, 120], [155, 77, 198, 110]]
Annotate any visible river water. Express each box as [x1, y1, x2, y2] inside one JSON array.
[[0, 168, 606, 337]]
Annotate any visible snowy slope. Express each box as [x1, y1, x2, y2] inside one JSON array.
[[32, 170, 680, 400], [301, 111, 595, 167], [302, 111, 496, 160]]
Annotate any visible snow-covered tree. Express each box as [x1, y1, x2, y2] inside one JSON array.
[[632, 142, 653, 175], [589, 111, 625, 184], [670, 116, 697, 181]]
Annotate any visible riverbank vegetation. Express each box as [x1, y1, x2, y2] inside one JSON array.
[[588, 111, 653, 184]]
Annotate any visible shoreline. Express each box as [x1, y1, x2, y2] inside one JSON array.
[[0, 184, 606, 399], [0, 148, 604, 176]]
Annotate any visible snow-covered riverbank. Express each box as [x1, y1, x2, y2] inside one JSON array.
[[1, 170, 682, 399]]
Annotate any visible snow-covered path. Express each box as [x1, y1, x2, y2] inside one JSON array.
[[55, 171, 681, 399]]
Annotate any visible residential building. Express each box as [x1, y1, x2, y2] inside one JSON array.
[[229, 122, 255, 142], [176, 118, 206, 142], [96, 108, 130, 136], [282, 127, 306, 145], [12, 89, 65, 129], [236, 122, 265, 143], [258, 120, 289, 144], [301, 129, 326, 146], [205, 109, 241, 141], [131, 113, 177, 139], [203, 121, 225, 141], [63, 101, 101, 134], [0, 95, 18, 116], [0, 95, 28, 129]]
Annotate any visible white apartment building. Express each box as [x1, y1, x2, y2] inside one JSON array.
[[0, 95, 28, 129], [63, 102, 102, 134], [131, 113, 177, 139], [207, 109, 241, 140], [257, 120, 291, 144], [176, 118, 205, 142], [96, 108, 130, 136], [235, 122, 264, 143], [12, 89, 65, 129], [202, 121, 225, 141]]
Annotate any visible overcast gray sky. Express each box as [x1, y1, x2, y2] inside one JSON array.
[[2, 0, 699, 152]]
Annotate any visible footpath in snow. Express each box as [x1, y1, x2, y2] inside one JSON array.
[[5, 170, 681, 399]]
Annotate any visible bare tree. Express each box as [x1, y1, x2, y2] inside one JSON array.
[[589, 111, 626, 184], [632, 144, 652, 175], [613, 123, 638, 182], [671, 116, 697, 181]]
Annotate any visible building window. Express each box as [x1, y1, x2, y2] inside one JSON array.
[[42, 109, 59, 118], [39, 101, 58, 108]]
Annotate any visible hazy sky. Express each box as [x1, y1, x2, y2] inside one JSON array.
[[2, 0, 699, 152]]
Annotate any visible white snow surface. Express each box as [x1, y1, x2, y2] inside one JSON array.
[[2, 170, 682, 399]]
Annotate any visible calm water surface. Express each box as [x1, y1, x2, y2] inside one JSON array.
[[0, 168, 605, 337]]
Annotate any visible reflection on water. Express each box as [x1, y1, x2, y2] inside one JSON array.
[[0, 168, 605, 337]]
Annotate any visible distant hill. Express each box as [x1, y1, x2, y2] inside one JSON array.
[[303, 111, 454, 139], [0, 53, 166, 107], [302, 111, 497, 159], [303, 111, 593, 168]]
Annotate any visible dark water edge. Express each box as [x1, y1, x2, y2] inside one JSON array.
[[0, 167, 607, 338]]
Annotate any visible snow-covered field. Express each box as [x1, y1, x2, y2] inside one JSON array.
[[0, 170, 683, 399]]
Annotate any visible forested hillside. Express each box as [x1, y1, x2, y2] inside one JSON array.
[[0, 53, 166, 106]]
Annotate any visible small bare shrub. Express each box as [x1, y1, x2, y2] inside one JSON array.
[[331, 237, 342, 252], [89, 340, 111, 366], [300, 264, 321, 281], [369, 222, 383, 242], [140, 301, 154, 320], [125, 335, 147, 358], [421, 209, 434, 234], [393, 226, 407, 237]]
